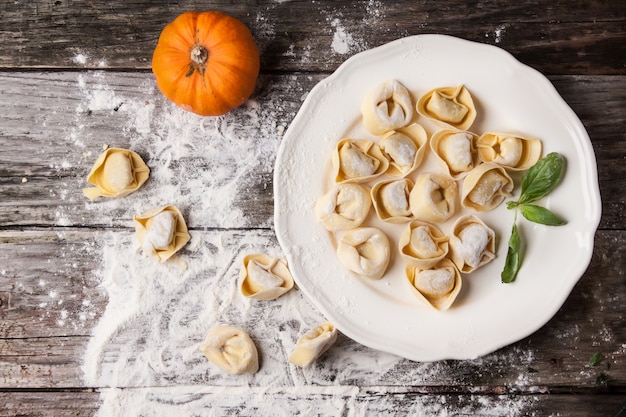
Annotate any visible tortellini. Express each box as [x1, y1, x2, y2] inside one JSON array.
[[409, 173, 457, 222], [315, 183, 371, 231], [239, 254, 294, 300], [361, 79, 414, 135], [461, 163, 514, 211], [405, 258, 462, 311], [371, 178, 414, 223], [83, 148, 150, 200], [315, 81, 547, 312], [333, 139, 389, 183], [417, 85, 477, 130], [430, 129, 479, 179], [133, 205, 190, 263], [477, 132, 542, 170], [399, 221, 449, 269], [199, 325, 259, 374], [449, 215, 496, 273], [336, 227, 390, 280], [288, 322, 338, 368], [379, 123, 428, 177]]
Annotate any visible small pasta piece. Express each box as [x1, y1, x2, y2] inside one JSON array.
[[288, 322, 338, 368], [199, 326, 259, 374], [133, 205, 190, 263], [239, 254, 294, 300], [83, 148, 150, 200]]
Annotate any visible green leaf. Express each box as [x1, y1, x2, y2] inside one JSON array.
[[501, 222, 522, 283], [506, 201, 519, 210], [589, 352, 603, 366], [519, 152, 566, 205], [520, 204, 567, 226]]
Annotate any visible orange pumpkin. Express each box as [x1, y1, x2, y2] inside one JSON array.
[[152, 11, 260, 116]]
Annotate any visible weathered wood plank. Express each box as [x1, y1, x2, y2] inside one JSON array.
[[0, 390, 625, 417], [0, 230, 106, 339], [0, 0, 624, 74], [0, 391, 100, 417], [0, 337, 91, 388], [0, 72, 624, 230], [1, 230, 624, 390]]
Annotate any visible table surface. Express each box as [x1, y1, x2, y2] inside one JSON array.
[[1, 1, 625, 416]]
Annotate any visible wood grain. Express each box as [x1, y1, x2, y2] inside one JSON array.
[[0, 1, 624, 75], [1, 390, 624, 417]]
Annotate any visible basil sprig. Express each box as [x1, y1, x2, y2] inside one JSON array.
[[501, 152, 567, 283], [501, 223, 522, 283]]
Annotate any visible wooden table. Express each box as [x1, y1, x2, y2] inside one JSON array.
[[1, 1, 624, 416]]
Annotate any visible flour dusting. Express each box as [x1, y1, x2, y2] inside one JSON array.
[[492, 24, 508, 44], [330, 18, 354, 55]]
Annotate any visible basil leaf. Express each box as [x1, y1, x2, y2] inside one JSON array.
[[519, 152, 565, 205], [506, 201, 519, 210], [501, 222, 522, 283], [589, 352, 603, 367], [520, 204, 567, 226]]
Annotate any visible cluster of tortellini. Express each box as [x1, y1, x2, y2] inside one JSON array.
[[316, 80, 543, 311], [84, 147, 192, 264], [197, 255, 338, 374], [199, 321, 338, 374], [84, 148, 338, 375]]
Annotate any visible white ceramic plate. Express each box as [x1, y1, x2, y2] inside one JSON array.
[[274, 35, 601, 361]]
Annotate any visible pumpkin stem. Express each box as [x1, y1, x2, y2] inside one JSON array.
[[190, 45, 209, 66]]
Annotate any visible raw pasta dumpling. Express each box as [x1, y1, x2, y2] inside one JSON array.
[[409, 173, 457, 222], [405, 258, 462, 311], [133, 205, 190, 262], [288, 322, 338, 368], [336, 227, 390, 280], [199, 325, 259, 374], [417, 85, 477, 130], [449, 215, 496, 273], [398, 220, 449, 269], [477, 132, 542, 170], [371, 178, 414, 223], [333, 139, 389, 183], [83, 148, 150, 200], [239, 254, 294, 300], [430, 129, 479, 179], [361, 79, 414, 135], [316, 183, 371, 231], [461, 163, 514, 211], [379, 123, 428, 177]]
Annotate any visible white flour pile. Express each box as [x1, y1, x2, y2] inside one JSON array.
[[63, 9, 538, 416]]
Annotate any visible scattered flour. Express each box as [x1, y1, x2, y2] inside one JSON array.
[[72, 51, 108, 68], [72, 53, 88, 65], [488, 23, 509, 44], [326, 2, 387, 56], [330, 18, 354, 55], [95, 386, 534, 416], [252, 10, 277, 54], [494, 24, 507, 44]]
